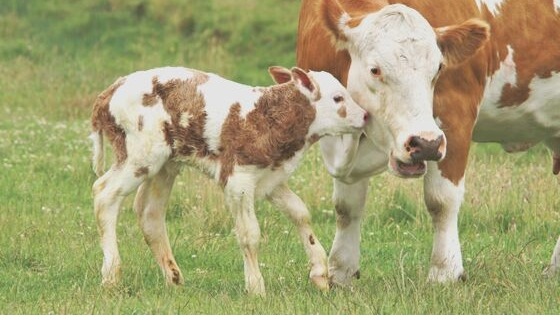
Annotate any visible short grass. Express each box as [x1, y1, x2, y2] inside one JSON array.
[[1, 0, 559, 314]]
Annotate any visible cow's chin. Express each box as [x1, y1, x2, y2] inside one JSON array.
[[388, 154, 427, 178]]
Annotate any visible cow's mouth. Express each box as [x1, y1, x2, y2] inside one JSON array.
[[389, 154, 427, 178]]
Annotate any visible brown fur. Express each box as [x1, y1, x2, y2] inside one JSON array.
[[146, 72, 213, 158], [218, 83, 316, 186], [91, 78, 127, 165], [138, 115, 144, 131], [134, 166, 149, 177]]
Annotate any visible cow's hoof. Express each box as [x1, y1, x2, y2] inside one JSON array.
[[427, 266, 466, 283]]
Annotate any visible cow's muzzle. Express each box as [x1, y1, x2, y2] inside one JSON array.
[[389, 133, 446, 178], [405, 134, 446, 162]]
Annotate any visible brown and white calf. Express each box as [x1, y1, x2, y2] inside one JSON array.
[[90, 66, 367, 295], [297, 0, 560, 286]]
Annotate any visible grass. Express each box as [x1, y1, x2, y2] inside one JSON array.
[[1, 0, 559, 313]]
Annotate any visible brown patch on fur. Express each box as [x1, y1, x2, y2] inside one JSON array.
[[309, 234, 316, 245], [308, 133, 321, 144], [134, 166, 149, 177], [335, 202, 351, 228], [138, 115, 144, 131], [218, 83, 316, 186], [553, 152, 560, 175], [168, 260, 182, 285], [149, 72, 213, 158], [142, 77, 160, 106], [91, 77, 127, 165], [491, 1, 560, 107], [337, 105, 347, 118]]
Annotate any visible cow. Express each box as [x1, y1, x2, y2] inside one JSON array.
[[297, 0, 560, 286], [89, 66, 368, 295]]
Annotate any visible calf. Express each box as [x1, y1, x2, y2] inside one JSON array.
[[90, 66, 367, 295]]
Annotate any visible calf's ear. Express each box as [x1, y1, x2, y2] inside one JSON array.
[[269, 66, 292, 84], [436, 18, 490, 66], [291, 67, 320, 101]]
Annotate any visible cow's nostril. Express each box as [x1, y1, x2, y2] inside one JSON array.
[[363, 111, 369, 122], [408, 136, 421, 149]]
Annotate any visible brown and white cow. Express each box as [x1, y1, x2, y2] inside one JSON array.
[[297, 0, 560, 286], [90, 66, 368, 295]]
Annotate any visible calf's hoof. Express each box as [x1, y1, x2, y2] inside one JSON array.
[[311, 274, 330, 292]]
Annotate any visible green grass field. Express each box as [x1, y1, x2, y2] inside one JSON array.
[[1, 0, 559, 313]]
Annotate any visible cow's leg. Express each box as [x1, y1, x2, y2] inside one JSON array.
[[328, 177, 369, 287], [133, 161, 182, 285], [424, 161, 467, 282], [268, 184, 329, 291], [544, 236, 560, 276], [225, 184, 264, 295], [93, 165, 146, 286]]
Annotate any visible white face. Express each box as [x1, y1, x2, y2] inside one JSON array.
[[308, 71, 368, 137], [342, 4, 447, 177]]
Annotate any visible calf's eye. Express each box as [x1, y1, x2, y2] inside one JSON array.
[[333, 95, 344, 103]]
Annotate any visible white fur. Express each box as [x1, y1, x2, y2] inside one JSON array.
[[340, 4, 445, 168], [475, 0, 505, 15], [423, 163, 465, 282]]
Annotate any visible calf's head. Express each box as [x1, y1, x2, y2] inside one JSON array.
[[269, 66, 368, 139], [322, 0, 489, 177]]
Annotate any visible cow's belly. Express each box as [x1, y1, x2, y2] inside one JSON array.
[[472, 72, 560, 150]]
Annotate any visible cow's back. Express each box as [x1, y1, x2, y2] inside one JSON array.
[[397, 0, 560, 147]]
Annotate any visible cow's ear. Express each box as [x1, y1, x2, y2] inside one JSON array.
[[269, 66, 292, 84], [291, 67, 320, 100], [436, 18, 490, 66], [321, 0, 365, 44]]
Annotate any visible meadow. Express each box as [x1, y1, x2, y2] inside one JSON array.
[[0, 0, 559, 313]]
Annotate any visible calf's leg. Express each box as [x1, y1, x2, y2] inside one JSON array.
[[93, 165, 146, 286], [133, 162, 182, 285], [225, 183, 265, 295], [268, 184, 329, 291]]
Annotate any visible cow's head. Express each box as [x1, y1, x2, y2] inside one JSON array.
[[322, 0, 489, 177]]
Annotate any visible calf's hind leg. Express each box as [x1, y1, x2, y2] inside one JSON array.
[[133, 162, 183, 285], [93, 165, 146, 286], [268, 184, 329, 291]]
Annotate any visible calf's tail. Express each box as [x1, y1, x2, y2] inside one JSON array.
[[89, 130, 105, 177]]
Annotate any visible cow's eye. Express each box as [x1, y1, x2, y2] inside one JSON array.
[[370, 67, 381, 77], [333, 95, 344, 103], [438, 63, 444, 73]]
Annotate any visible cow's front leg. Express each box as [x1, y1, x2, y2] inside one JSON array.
[[328, 177, 369, 287], [424, 161, 466, 282], [268, 184, 329, 291]]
